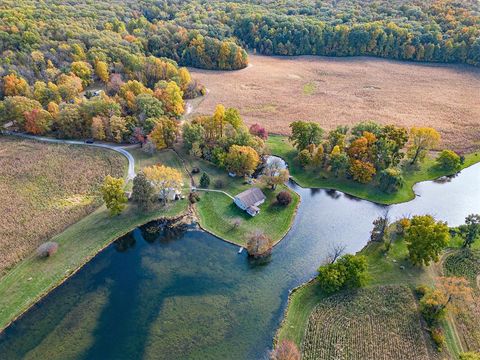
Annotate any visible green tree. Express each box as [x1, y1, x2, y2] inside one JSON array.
[[459, 214, 480, 248], [200, 173, 210, 188], [436, 150, 461, 172], [317, 254, 368, 293], [379, 167, 404, 194], [100, 175, 127, 216], [405, 215, 450, 266], [289, 121, 324, 151], [132, 172, 155, 211]]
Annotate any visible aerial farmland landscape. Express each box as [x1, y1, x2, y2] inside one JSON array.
[[0, 1, 479, 359]]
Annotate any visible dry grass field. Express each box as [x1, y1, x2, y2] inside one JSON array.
[[301, 286, 439, 360], [190, 55, 480, 152], [0, 137, 126, 275]]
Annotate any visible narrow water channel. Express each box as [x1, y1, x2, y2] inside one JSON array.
[[0, 164, 479, 359]]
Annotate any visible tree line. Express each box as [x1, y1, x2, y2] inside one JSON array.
[[289, 120, 463, 193]]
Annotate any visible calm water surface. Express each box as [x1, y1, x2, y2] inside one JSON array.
[[0, 164, 479, 359]]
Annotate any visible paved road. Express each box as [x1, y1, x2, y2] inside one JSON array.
[[1, 132, 136, 180]]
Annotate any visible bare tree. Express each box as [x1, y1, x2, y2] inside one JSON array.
[[230, 217, 242, 231], [324, 241, 347, 265]]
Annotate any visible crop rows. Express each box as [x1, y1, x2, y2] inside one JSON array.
[[444, 249, 480, 290], [302, 286, 436, 360], [0, 138, 125, 274]]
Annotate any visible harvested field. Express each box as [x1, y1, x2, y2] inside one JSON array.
[[190, 55, 480, 152], [0, 137, 126, 275], [301, 286, 438, 360]]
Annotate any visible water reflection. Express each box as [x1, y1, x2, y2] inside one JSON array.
[[0, 164, 479, 359]]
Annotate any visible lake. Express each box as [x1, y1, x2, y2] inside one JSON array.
[[0, 164, 479, 359]]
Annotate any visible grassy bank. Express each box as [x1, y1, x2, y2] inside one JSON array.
[[0, 147, 190, 332], [268, 135, 480, 204]]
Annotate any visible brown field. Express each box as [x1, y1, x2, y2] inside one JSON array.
[[190, 55, 480, 152], [301, 286, 439, 360], [0, 137, 126, 275]]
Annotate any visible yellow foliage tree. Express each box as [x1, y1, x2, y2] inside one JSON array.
[[225, 145, 260, 176], [143, 165, 183, 203], [407, 127, 441, 165], [91, 116, 106, 140], [148, 118, 179, 150], [95, 61, 109, 83], [100, 175, 127, 216]]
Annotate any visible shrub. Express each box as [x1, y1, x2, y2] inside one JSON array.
[[189, 192, 200, 204], [199, 172, 210, 188], [436, 149, 461, 172], [430, 327, 446, 351], [37, 242, 59, 258], [415, 284, 430, 297], [277, 191, 292, 206], [214, 179, 225, 189], [270, 340, 300, 360], [379, 167, 404, 193], [317, 254, 368, 293], [246, 231, 273, 258], [298, 149, 312, 167], [419, 289, 448, 325], [460, 352, 480, 360]]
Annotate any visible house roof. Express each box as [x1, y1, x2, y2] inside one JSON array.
[[234, 187, 266, 207]]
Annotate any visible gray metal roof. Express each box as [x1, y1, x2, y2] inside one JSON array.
[[234, 187, 266, 207]]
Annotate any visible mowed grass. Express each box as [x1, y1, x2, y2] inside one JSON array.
[[302, 286, 436, 360], [174, 147, 300, 246], [0, 137, 126, 275], [268, 135, 480, 204], [0, 146, 189, 332]]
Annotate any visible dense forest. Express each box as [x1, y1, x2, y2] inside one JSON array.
[[1, 0, 479, 86], [0, 0, 479, 142]]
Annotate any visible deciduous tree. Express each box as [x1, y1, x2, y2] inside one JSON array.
[[289, 121, 324, 151], [132, 172, 155, 210], [407, 127, 441, 165], [225, 145, 260, 176], [100, 175, 127, 216], [405, 215, 449, 266], [143, 165, 183, 203]]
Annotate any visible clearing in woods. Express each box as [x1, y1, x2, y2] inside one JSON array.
[[301, 286, 439, 360], [0, 137, 126, 275], [190, 55, 480, 152]]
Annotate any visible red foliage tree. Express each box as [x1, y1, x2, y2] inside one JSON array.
[[249, 123, 268, 140]]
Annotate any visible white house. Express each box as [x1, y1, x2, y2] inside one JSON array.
[[234, 187, 266, 217]]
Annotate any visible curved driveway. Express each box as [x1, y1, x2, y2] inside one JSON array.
[[1, 132, 136, 180]]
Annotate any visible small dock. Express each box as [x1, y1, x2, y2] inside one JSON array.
[[238, 247, 244, 254]]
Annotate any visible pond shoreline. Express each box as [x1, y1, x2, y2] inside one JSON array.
[[1, 155, 479, 354], [0, 210, 191, 334]]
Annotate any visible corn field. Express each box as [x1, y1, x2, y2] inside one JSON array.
[[302, 286, 438, 360], [0, 138, 125, 274]]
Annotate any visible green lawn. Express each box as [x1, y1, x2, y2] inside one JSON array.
[[0, 148, 190, 332], [174, 147, 300, 246], [268, 135, 480, 204]]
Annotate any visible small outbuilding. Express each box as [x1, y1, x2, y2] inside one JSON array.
[[234, 187, 266, 217]]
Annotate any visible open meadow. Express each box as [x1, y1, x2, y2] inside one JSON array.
[[190, 55, 480, 152], [0, 137, 126, 275]]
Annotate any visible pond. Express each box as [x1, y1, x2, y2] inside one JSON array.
[[0, 164, 479, 359]]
